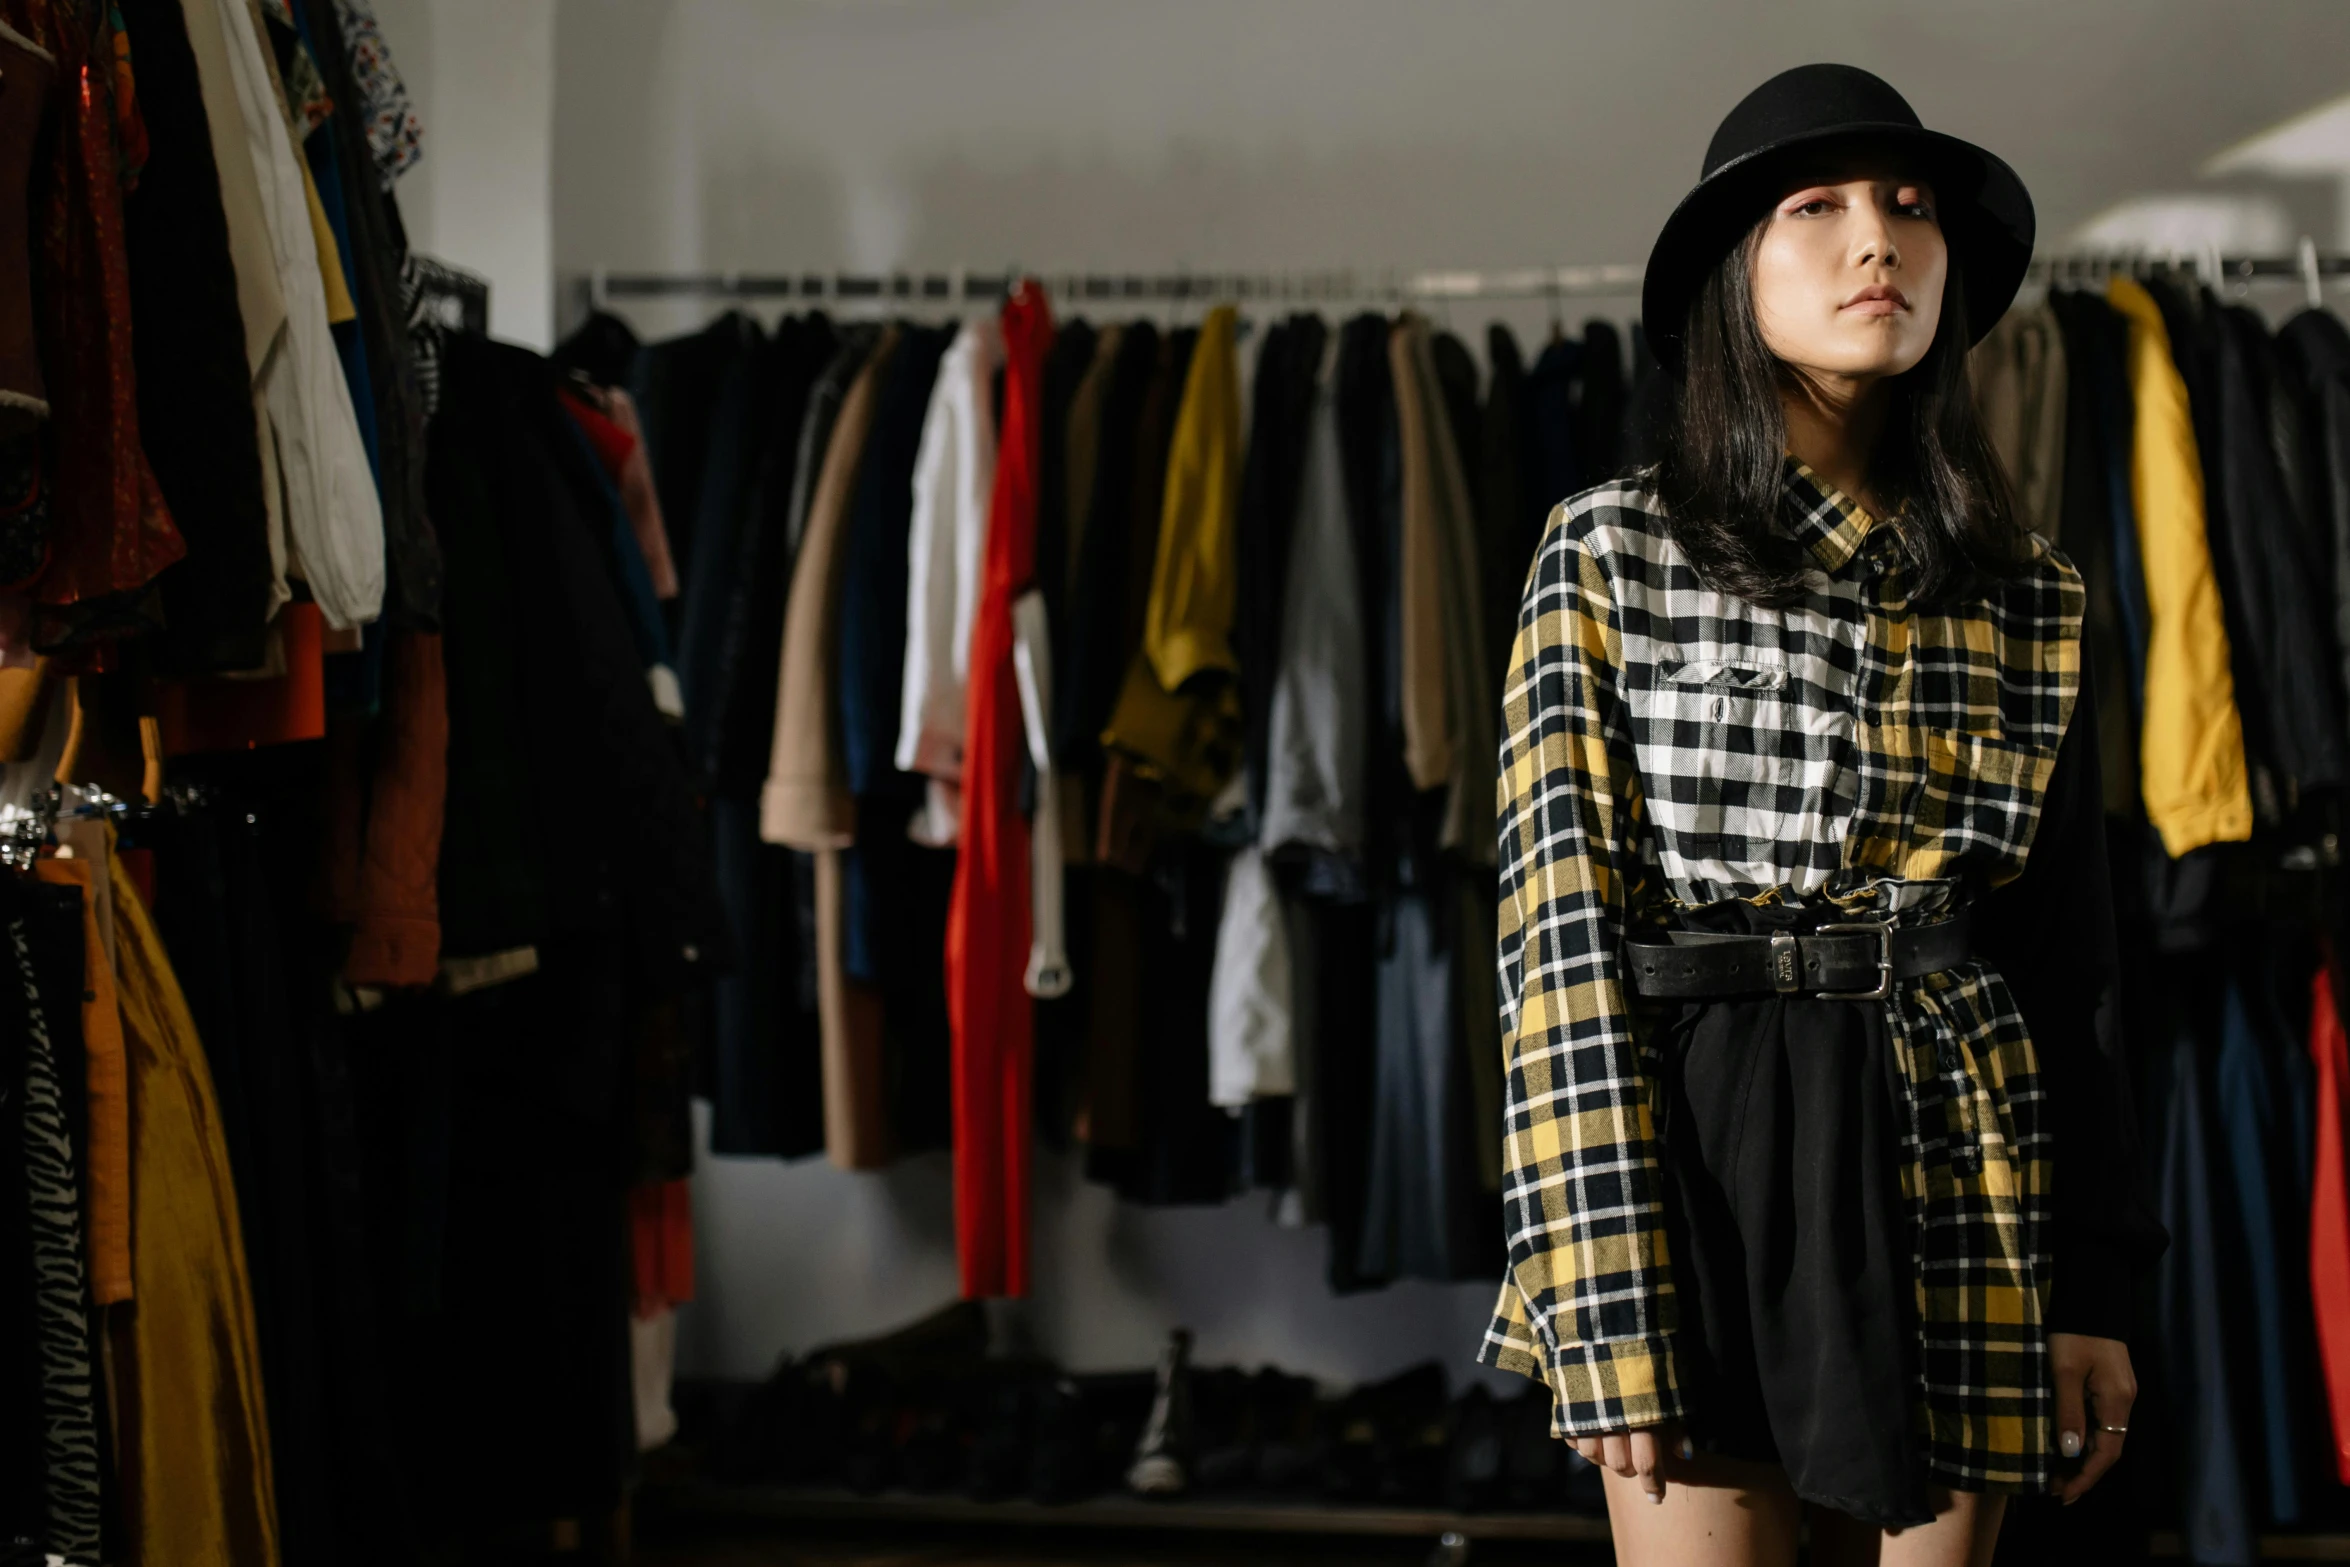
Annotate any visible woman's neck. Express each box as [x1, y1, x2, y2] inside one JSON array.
[[1780, 368, 1890, 517]]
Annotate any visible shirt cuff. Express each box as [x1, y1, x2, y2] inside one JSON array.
[[1544, 1334, 1686, 1435], [759, 777, 856, 851], [344, 910, 441, 989]]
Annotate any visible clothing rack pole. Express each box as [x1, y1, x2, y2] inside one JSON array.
[[572, 263, 1648, 314], [572, 251, 2350, 312]]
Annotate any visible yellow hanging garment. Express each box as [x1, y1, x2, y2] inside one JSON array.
[[106, 847, 281, 1567], [2105, 276, 2253, 856], [1102, 304, 1244, 807]]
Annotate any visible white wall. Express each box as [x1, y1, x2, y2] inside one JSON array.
[[550, 0, 2350, 340], [688, 1127, 1511, 1389], [517, 1, 2350, 1387], [372, 0, 558, 348]]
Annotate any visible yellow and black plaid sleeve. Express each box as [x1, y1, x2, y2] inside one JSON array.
[[1476, 503, 1685, 1435]]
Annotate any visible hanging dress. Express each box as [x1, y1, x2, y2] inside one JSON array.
[[946, 281, 1051, 1299]]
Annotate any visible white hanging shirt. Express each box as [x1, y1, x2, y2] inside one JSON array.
[[1207, 845, 1295, 1107], [894, 317, 1003, 844], [211, 0, 385, 630]]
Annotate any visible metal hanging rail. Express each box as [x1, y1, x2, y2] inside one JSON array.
[[573, 246, 2350, 316], [576, 262, 1650, 310]]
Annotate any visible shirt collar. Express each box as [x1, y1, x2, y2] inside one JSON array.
[[1780, 457, 1879, 576]]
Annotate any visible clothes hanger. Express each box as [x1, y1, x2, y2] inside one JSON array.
[[2302, 236, 2326, 312], [0, 791, 51, 870]]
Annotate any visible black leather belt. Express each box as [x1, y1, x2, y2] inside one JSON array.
[[1624, 913, 1971, 1001]]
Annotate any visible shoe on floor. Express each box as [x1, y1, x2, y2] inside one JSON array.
[[1126, 1328, 1196, 1497]]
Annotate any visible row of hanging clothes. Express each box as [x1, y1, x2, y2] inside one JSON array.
[[1967, 270, 2350, 1565], [17, 8, 2346, 1555], [555, 291, 1668, 1305], [0, 0, 706, 1563]]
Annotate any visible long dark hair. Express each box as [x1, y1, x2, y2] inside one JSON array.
[[1652, 218, 2035, 607]]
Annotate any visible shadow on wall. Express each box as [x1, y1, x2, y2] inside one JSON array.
[[673, 1110, 1517, 1393]]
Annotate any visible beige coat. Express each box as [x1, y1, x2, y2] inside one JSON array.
[[1971, 302, 2068, 542], [1390, 316, 1495, 864], [759, 326, 899, 850]]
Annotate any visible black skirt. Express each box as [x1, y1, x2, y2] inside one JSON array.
[[1650, 902, 1935, 1530]]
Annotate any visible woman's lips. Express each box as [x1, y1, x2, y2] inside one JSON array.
[[1841, 284, 1909, 316]]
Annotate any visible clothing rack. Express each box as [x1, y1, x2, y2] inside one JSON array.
[[575, 246, 2350, 316]]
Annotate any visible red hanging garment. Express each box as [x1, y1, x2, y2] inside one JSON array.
[[6, 0, 184, 612], [946, 281, 1051, 1299], [629, 1178, 694, 1316], [2309, 961, 2350, 1483]]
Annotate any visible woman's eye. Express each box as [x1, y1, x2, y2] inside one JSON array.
[[1896, 201, 1934, 220], [1792, 199, 1833, 217]]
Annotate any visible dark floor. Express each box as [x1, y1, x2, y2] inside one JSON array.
[[635, 1518, 1614, 1566]]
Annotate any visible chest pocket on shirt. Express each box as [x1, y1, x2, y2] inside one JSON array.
[[1907, 640, 2006, 736], [1914, 726, 2061, 879], [1906, 604, 2067, 746], [1627, 654, 1846, 865]]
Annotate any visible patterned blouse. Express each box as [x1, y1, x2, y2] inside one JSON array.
[[1476, 459, 2148, 1489]]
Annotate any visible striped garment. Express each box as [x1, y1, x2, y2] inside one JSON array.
[[13, 906, 104, 1560], [1478, 459, 2082, 1489]]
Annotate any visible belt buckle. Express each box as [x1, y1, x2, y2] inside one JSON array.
[[1816, 921, 1894, 1001]]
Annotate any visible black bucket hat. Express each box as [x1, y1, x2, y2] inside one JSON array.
[[1642, 63, 2035, 376]]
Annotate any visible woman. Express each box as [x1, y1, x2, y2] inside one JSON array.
[[1478, 65, 2166, 1565]]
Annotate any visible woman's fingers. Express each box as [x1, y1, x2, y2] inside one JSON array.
[[1573, 1424, 1675, 1504], [2049, 1333, 2139, 1504], [2050, 1338, 2089, 1463], [2058, 1421, 2125, 1504], [1627, 1427, 1666, 1503]]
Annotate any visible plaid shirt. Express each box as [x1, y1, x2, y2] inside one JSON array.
[[1479, 461, 2082, 1489]]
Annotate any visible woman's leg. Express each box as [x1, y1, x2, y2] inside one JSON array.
[[1598, 1451, 1804, 1567], [1807, 1488, 2009, 1567]]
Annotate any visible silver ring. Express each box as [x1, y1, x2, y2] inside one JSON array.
[[2097, 1423, 2128, 1435]]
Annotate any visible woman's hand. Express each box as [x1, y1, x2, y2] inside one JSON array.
[[1570, 1422, 1687, 1504], [2048, 1331, 2137, 1504]]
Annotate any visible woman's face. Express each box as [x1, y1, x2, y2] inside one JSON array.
[[1749, 168, 1947, 384]]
